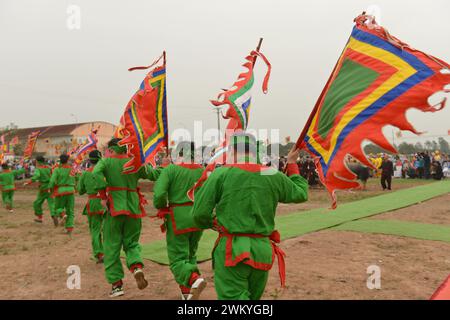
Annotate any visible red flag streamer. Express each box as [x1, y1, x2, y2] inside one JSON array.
[[22, 131, 40, 164], [187, 44, 271, 200]]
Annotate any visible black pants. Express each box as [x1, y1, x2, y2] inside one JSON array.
[[381, 174, 392, 190]]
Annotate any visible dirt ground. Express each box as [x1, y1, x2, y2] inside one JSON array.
[[0, 178, 449, 300]]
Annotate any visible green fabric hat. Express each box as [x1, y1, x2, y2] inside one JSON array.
[[230, 132, 257, 153]]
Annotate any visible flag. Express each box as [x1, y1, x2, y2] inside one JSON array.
[[23, 131, 40, 162], [68, 144, 81, 157], [118, 52, 168, 173], [187, 49, 271, 200], [70, 129, 99, 176], [296, 13, 450, 208], [10, 136, 19, 146]]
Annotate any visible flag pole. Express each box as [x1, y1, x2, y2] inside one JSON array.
[[253, 38, 263, 67]]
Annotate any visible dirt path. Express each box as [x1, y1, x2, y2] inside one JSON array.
[[0, 180, 448, 300]]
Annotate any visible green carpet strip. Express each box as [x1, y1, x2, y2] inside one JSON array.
[[332, 219, 450, 243], [137, 180, 450, 264]]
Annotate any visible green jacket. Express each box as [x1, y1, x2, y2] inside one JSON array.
[[0, 168, 26, 191], [48, 165, 76, 196], [153, 163, 204, 234], [78, 166, 106, 216], [31, 165, 52, 191], [191, 163, 308, 269], [92, 153, 161, 218]]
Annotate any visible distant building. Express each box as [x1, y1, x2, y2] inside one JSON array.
[[1, 121, 117, 158]]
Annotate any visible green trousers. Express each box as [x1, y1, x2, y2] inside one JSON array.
[[88, 214, 104, 258], [54, 194, 75, 229], [165, 219, 203, 287], [103, 211, 143, 284], [33, 190, 55, 217], [213, 240, 269, 300], [1, 191, 14, 208]]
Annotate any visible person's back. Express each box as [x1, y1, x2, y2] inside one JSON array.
[[195, 164, 307, 235], [50, 165, 76, 195], [0, 164, 25, 212], [78, 150, 106, 263], [93, 154, 153, 217], [153, 158, 206, 300], [30, 157, 55, 224], [32, 164, 52, 190], [49, 155, 76, 233], [192, 132, 308, 300], [154, 163, 203, 207], [91, 138, 160, 298]]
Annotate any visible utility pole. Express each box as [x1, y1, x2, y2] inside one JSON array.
[[215, 107, 221, 139]]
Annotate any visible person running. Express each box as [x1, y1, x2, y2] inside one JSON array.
[[77, 150, 106, 264], [48, 154, 76, 234], [153, 142, 206, 300], [92, 138, 161, 298], [0, 162, 26, 212], [26, 156, 55, 224], [191, 132, 309, 300]]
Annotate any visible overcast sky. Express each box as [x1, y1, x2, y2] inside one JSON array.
[[1, 0, 449, 144]]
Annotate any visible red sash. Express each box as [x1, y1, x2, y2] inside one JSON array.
[[156, 202, 200, 234], [213, 221, 286, 288], [106, 186, 147, 217]]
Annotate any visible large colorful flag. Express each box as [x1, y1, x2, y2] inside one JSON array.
[[23, 131, 40, 162], [296, 13, 450, 208], [70, 129, 99, 176], [188, 49, 271, 200], [118, 52, 168, 173]]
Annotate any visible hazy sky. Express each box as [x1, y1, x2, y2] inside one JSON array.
[[1, 0, 449, 143]]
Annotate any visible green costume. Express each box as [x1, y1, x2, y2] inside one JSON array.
[[78, 166, 106, 259], [93, 153, 161, 284], [48, 164, 76, 231], [153, 163, 204, 290], [192, 162, 308, 300], [0, 168, 26, 209], [31, 164, 55, 217]]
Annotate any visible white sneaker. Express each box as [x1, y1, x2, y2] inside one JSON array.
[[187, 278, 207, 300], [109, 285, 124, 298], [181, 293, 191, 300]]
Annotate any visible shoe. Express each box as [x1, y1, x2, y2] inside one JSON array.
[[63, 229, 73, 236], [181, 293, 191, 300], [52, 216, 59, 227], [9, 209, 14, 213], [133, 268, 148, 290], [187, 278, 207, 300], [34, 216, 43, 223], [109, 285, 124, 298]]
